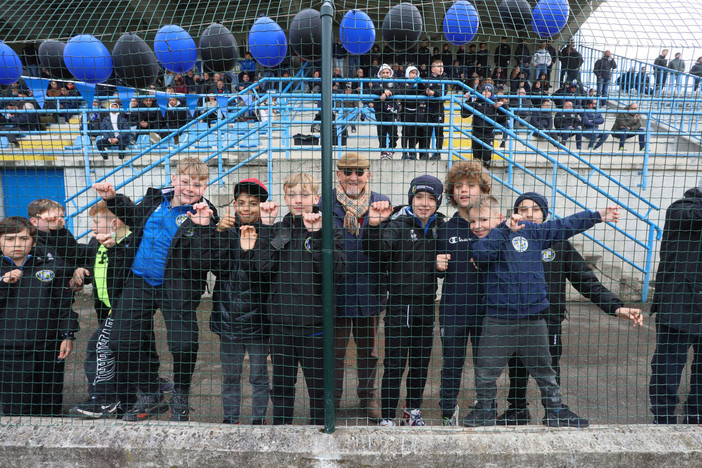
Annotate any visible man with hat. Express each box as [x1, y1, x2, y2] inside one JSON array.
[[328, 153, 389, 420]]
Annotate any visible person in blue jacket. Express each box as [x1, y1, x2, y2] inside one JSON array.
[[582, 99, 608, 150], [435, 160, 492, 426], [497, 192, 642, 425], [327, 152, 389, 421], [461, 195, 621, 428]]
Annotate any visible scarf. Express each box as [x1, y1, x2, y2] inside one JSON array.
[[336, 183, 371, 237]]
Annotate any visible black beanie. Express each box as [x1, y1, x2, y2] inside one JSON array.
[[408, 175, 444, 207], [514, 192, 549, 219]]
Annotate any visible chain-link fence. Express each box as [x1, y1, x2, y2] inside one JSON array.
[[0, 1, 700, 431]]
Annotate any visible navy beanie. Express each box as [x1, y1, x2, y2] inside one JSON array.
[[408, 175, 444, 206], [514, 192, 549, 219]]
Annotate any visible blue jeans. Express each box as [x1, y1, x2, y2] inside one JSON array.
[[596, 78, 611, 104], [534, 65, 548, 81], [650, 321, 702, 422], [616, 130, 646, 149], [584, 130, 607, 149], [220, 337, 270, 423]]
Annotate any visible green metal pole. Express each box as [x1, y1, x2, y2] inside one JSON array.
[[320, 0, 336, 434]]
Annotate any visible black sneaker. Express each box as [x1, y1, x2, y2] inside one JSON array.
[[69, 397, 121, 419], [251, 418, 267, 425], [169, 392, 191, 422], [429, 152, 441, 160], [461, 405, 497, 427], [122, 393, 168, 422], [496, 407, 531, 426], [543, 405, 589, 428]]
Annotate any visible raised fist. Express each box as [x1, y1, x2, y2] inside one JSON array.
[[302, 212, 322, 232], [368, 201, 392, 227], [92, 182, 116, 200], [260, 201, 279, 226]]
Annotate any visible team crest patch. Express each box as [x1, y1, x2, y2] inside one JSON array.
[[35, 270, 55, 282], [541, 248, 556, 262], [512, 236, 529, 252], [175, 214, 188, 227], [304, 237, 313, 253], [184, 228, 195, 237]]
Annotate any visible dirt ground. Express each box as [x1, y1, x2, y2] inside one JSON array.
[[61, 295, 672, 427]]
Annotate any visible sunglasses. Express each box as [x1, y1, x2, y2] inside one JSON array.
[[341, 168, 366, 177]]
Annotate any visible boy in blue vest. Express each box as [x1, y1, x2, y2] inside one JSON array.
[[92, 157, 218, 422], [462, 195, 620, 428]]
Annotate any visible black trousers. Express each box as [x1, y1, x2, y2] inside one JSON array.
[[84, 314, 155, 403], [0, 340, 64, 416], [381, 304, 435, 420], [506, 319, 563, 409], [401, 111, 425, 152], [109, 275, 199, 396], [472, 134, 494, 166], [270, 330, 324, 425], [425, 112, 444, 150], [439, 321, 482, 417], [376, 115, 397, 149]]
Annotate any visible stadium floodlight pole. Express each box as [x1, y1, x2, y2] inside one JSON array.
[[320, 0, 336, 435]]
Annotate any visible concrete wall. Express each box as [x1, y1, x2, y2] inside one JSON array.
[[1, 422, 701, 468]]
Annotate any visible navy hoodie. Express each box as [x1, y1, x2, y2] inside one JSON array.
[[471, 210, 602, 319], [437, 213, 484, 326]]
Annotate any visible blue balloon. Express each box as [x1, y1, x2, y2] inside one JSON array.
[[531, 0, 569, 38], [0, 41, 22, 85], [64, 35, 113, 84], [442, 1, 480, 46], [154, 25, 197, 73], [249, 16, 287, 68], [340, 10, 376, 56]]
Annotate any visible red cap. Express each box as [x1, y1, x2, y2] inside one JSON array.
[[234, 178, 269, 201]]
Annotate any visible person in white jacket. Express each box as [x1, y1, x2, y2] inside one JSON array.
[[532, 42, 553, 85]]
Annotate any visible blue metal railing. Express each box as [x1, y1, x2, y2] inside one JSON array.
[[4, 73, 674, 300]]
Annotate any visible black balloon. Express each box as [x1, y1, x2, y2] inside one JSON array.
[[38, 40, 72, 80], [498, 0, 533, 31], [112, 33, 160, 88], [199, 23, 239, 73], [289, 9, 322, 59], [381, 3, 423, 52]]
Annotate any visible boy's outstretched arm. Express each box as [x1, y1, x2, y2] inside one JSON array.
[[93, 182, 139, 228]]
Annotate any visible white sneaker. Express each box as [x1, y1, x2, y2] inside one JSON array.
[[442, 405, 459, 427], [379, 419, 396, 427], [401, 407, 426, 426]]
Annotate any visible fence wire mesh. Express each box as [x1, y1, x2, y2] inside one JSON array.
[[0, 0, 700, 430]]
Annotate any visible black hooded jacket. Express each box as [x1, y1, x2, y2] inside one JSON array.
[[106, 187, 219, 316], [0, 252, 78, 350], [210, 221, 269, 341], [652, 187, 702, 335], [363, 205, 444, 305], [255, 212, 347, 336]]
